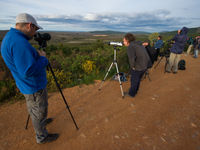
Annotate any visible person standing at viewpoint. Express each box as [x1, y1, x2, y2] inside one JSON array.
[[154, 35, 164, 61], [166, 27, 188, 74], [1, 13, 59, 144], [123, 33, 151, 98]]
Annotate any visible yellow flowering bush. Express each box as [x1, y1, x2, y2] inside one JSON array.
[[47, 69, 72, 91], [82, 60, 96, 74]]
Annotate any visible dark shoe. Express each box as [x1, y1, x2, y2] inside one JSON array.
[[173, 72, 177, 74], [45, 118, 53, 125], [39, 133, 59, 144], [124, 92, 134, 98], [165, 70, 171, 73]]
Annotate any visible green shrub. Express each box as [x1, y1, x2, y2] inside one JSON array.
[[0, 80, 17, 103], [1, 40, 130, 102]]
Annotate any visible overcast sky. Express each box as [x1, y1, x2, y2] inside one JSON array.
[[0, 0, 199, 32]]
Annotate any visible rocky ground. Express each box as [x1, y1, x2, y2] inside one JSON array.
[[0, 54, 200, 150]]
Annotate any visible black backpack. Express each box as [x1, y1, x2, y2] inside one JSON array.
[[145, 45, 157, 65], [178, 59, 186, 70]]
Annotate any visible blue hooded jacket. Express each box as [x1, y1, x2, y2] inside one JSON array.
[[154, 39, 163, 49], [1, 28, 49, 94], [170, 27, 189, 54]]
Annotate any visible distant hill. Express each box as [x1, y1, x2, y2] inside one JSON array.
[[90, 30, 150, 35], [160, 27, 200, 37], [90, 30, 125, 34], [0, 27, 199, 44], [129, 31, 150, 35], [89, 27, 200, 36]]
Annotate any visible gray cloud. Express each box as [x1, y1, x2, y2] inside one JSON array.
[[0, 10, 196, 32], [37, 10, 190, 32]]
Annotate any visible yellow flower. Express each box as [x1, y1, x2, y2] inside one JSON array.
[[82, 60, 96, 74]]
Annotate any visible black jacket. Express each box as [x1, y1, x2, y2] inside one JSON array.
[[127, 41, 151, 71]]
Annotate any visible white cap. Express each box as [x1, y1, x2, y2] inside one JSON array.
[[16, 13, 43, 29]]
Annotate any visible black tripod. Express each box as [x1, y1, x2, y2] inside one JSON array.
[[25, 33, 79, 130], [154, 55, 169, 73], [98, 46, 124, 98], [142, 69, 151, 81]]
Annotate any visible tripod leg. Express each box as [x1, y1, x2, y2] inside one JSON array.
[[142, 72, 146, 81], [154, 56, 163, 69], [114, 62, 124, 98], [164, 57, 169, 73], [48, 64, 79, 130], [98, 62, 114, 90], [147, 71, 151, 81], [25, 114, 30, 130]]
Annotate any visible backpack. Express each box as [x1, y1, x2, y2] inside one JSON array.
[[112, 72, 127, 82], [178, 59, 186, 70], [145, 45, 157, 65]]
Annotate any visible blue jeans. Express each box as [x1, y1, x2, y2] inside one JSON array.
[[24, 88, 48, 143], [129, 69, 145, 97]]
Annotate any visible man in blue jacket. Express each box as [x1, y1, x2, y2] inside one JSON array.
[[154, 35, 164, 61], [1, 13, 59, 144], [166, 27, 188, 74]]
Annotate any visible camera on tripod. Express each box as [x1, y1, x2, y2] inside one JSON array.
[[108, 41, 123, 47], [34, 32, 51, 48], [159, 49, 170, 58]]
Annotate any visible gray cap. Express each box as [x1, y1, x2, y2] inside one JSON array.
[[16, 13, 43, 29]]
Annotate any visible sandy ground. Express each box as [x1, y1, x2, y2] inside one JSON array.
[[0, 54, 200, 150]]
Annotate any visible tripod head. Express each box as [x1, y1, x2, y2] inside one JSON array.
[[108, 41, 123, 47], [109, 43, 121, 62], [159, 49, 170, 58], [34, 32, 51, 49]]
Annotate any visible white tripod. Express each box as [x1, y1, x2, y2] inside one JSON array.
[[98, 46, 124, 98]]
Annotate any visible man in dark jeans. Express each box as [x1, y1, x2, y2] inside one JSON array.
[[123, 33, 151, 98], [1, 13, 59, 144]]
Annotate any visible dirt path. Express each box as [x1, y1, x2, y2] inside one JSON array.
[[0, 54, 200, 150]]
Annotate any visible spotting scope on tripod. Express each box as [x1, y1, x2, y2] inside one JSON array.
[[154, 41, 171, 73], [153, 50, 170, 73], [25, 32, 79, 130], [98, 42, 124, 98]]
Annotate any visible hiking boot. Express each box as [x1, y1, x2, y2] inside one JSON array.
[[45, 118, 53, 125], [38, 133, 59, 144], [165, 70, 171, 73]]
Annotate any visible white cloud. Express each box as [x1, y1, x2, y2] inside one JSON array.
[[0, 0, 200, 31], [84, 14, 99, 21]]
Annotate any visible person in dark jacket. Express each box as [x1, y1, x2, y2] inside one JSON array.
[[166, 27, 188, 73], [123, 33, 151, 97]]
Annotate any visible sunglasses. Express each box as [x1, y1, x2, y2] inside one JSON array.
[[30, 23, 39, 31]]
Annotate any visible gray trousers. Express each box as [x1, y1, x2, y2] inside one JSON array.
[[187, 44, 193, 54], [24, 88, 48, 143], [166, 53, 181, 73]]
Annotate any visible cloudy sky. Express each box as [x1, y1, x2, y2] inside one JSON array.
[[0, 0, 199, 32]]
